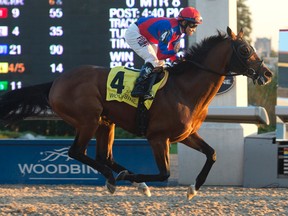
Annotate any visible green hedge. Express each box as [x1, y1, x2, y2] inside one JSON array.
[[0, 120, 139, 139]]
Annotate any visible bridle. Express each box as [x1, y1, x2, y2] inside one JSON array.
[[228, 39, 263, 82], [185, 38, 264, 82]]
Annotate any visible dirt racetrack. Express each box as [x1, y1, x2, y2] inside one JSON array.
[[0, 185, 288, 215]]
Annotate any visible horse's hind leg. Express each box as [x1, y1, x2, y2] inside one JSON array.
[[95, 120, 127, 172], [95, 119, 151, 196], [181, 132, 216, 200], [68, 124, 116, 193]]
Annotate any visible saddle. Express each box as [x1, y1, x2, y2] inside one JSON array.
[[105, 66, 168, 136]]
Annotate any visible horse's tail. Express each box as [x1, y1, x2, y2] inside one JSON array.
[[0, 82, 53, 124]]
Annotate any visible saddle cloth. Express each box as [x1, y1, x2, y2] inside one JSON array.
[[106, 66, 167, 109]]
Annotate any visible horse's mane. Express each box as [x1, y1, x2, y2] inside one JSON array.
[[167, 30, 228, 75]]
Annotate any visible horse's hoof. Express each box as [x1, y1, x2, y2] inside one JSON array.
[[132, 182, 151, 197], [105, 179, 116, 194], [116, 170, 129, 181], [187, 184, 197, 200]]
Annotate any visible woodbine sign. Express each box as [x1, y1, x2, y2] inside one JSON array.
[[18, 147, 100, 181], [0, 139, 159, 185]]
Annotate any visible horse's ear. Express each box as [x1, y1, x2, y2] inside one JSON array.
[[238, 28, 244, 39], [227, 27, 236, 40]]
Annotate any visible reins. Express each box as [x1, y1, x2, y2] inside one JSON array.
[[184, 38, 262, 81], [185, 59, 230, 77]]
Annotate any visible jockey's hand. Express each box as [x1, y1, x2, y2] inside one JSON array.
[[179, 55, 185, 62], [172, 55, 185, 65]]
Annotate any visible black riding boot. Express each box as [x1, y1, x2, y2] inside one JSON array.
[[131, 62, 155, 100]]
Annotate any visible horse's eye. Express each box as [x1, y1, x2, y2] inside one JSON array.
[[238, 44, 252, 58], [240, 47, 249, 55]]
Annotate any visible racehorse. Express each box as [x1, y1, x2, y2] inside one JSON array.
[[0, 27, 272, 200]]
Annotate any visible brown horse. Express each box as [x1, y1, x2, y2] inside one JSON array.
[[0, 27, 272, 199]]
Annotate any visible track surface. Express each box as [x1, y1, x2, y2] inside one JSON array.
[[0, 185, 287, 215]]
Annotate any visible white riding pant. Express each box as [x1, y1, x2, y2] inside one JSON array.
[[125, 23, 165, 67]]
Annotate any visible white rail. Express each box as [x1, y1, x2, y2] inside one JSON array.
[[206, 106, 270, 125], [275, 106, 288, 123]]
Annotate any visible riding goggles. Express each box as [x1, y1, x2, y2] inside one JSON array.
[[187, 23, 198, 28]]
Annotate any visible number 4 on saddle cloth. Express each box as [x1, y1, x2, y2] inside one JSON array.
[[106, 66, 168, 135], [106, 66, 168, 109]]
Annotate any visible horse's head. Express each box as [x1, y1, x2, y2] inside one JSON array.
[[227, 27, 273, 85]]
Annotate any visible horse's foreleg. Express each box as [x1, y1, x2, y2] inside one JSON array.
[[116, 139, 170, 183], [181, 132, 216, 200], [68, 125, 116, 194], [95, 121, 150, 196]]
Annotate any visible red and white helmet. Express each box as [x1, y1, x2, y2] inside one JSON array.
[[177, 7, 203, 24]]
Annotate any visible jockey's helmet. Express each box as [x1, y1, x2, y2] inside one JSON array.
[[177, 7, 203, 24]]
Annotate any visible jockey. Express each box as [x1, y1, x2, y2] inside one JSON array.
[[125, 6, 203, 100]]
